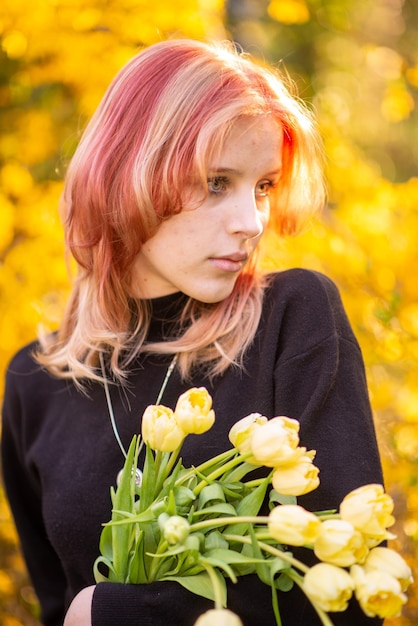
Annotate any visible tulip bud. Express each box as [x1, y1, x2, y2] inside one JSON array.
[[272, 452, 320, 496], [363, 547, 413, 592], [228, 413, 268, 464], [142, 404, 185, 452], [313, 519, 369, 567], [250, 416, 301, 467], [194, 609, 243, 626], [159, 514, 190, 545], [268, 504, 321, 546], [174, 387, 215, 435], [174, 485, 197, 509], [350, 564, 407, 618], [303, 563, 355, 612], [339, 484, 395, 546]]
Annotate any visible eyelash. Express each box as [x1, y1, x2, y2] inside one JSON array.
[[207, 176, 277, 197], [207, 176, 229, 194], [256, 181, 276, 197]]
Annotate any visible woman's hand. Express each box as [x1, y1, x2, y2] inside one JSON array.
[[63, 585, 96, 626]]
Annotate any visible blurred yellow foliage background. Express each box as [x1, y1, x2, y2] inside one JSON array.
[[0, 0, 417, 624]]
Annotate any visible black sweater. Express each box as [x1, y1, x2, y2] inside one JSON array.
[[1, 269, 383, 626]]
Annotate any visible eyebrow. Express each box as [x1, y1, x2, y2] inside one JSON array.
[[208, 167, 282, 177]]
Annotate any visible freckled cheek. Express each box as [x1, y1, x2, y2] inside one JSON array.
[[180, 225, 203, 249]]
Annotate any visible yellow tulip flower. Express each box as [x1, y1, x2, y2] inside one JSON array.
[[351, 564, 407, 618], [313, 519, 369, 567], [228, 413, 268, 464], [268, 504, 321, 546], [363, 547, 413, 592], [249, 416, 301, 467], [174, 387, 215, 435], [339, 484, 395, 546], [272, 452, 320, 496], [303, 563, 354, 612], [194, 609, 243, 626], [142, 404, 185, 452]]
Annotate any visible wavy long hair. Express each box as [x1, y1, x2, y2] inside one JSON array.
[[37, 38, 326, 383]]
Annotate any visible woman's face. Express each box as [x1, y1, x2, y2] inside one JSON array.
[[131, 115, 283, 302]]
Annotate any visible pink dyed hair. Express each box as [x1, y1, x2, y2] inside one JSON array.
[[38, 38, 325, 382]]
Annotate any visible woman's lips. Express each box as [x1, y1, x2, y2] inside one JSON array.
[[209, 252, 248, 273]]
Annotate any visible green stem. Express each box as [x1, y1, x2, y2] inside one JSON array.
[[316, 513, 340, 521], [171, 449, 236, 491], [221, 534, 335, 626], [223, 533, 311, 574], [164, 443, 183, 478], [154, 444, 184, 494], [148, 538, 169, 581], [244, 477, 271, 489], [223, 534, 335, 626], [193, 454, 252, 496], [190, 515, 270, 533], [153, 450, 164, 490], [173, 450, 236, 490], [201, 562, 224, 610], [193, 448, 237, 474]]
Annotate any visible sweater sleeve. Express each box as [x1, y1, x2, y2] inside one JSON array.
[[269, 270, 383, 511], [1, 363, 67, 626], [268, 270, 384, 626], [92, 576, 278, 626]]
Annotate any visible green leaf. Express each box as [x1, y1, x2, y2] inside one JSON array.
[[275, 573, 294, 592], [93, 556, 116, 583], [139, 444, 156, 512], [174, 485, 197, 509], [126, 527, 146, 583], [216, 482, 245, 501], [108, 508, 156, 525], [249, 524, 270, 586], [226, 475, 270, 536], [142, 522, 160, 572], [192, 502, 237, 518], [175, 467, 199, 491], [222, 462, 261, 483], [269, 489, 297, 507], [204, 548, 265, 566], [237, 475, 270, 516], [270, 554, 291, 578], [162, 573, 225, 604], [110, 485, 117, 508], [200, 555, 237, 582], [127, 547, 141, 583], [147, 543, 189, 559], [198, 483, 226, 507], [98, 521, 114, 560], [232, 543, 258, 576], [111, 436, 138, 581], [204, 530, 230, 551], [165, 489, 178, 516], [269, 558, 293, 626]]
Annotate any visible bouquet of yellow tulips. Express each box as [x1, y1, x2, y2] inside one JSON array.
[[94, 388, 413, 626]]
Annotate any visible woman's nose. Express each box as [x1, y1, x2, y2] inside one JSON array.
[[227, 190, 267, 239]]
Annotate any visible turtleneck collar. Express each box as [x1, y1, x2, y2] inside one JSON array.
[[145, 292, 189, 342]]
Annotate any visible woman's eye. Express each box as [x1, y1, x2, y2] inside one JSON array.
[[256, 180, 275, 197], [207, 176, 229, 194]]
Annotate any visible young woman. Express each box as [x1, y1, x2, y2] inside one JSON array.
[[1, 39, 383, 626]]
